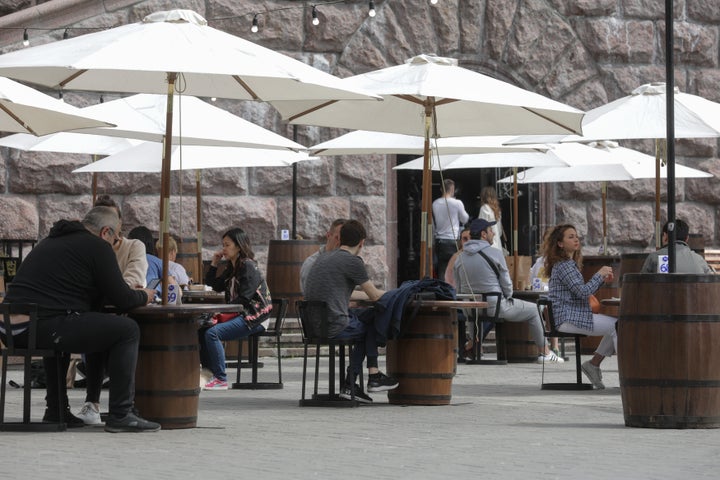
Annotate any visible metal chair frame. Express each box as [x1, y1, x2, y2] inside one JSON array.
[[1, 303, 67, 431], [464, 292, 507, 365]]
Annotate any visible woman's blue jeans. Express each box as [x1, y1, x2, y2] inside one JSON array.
[[199, 315, 265, 381]]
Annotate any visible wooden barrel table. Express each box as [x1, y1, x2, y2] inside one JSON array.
[[265, 240, 322, 316], [386, 299, 486, 405], [127, 304, 241, 429], [618, 274, 720, 428]]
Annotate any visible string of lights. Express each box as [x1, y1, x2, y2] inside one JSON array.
[[2, 1, 442, 44]]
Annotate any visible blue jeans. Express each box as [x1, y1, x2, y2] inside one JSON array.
[[199, 315, 265, 381], [334, 307, 378, 381]]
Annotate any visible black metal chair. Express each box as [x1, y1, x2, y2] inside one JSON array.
[[463, 292, 507, 365], [296, 300, 361, 407], [536, 296, 592, 390], [232, 298, 288, 390], [1, 303, 67, 431]]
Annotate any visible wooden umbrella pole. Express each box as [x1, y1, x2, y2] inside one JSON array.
[[195, 170, 203, 284], [91, 153, 98, 203], [513, 167, 519, 288], [159, 72, 177, 305]]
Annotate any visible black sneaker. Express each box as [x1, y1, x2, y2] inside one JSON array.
[[104, 412, 161, 433], [339, 383, 373, 403], [367, 372, 399, 392], [43, 407, 85, 428]]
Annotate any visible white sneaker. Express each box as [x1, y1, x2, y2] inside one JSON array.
[[537, 351, 565, 364], [581, 360, 605, 389], [76, 401, 102, 425]]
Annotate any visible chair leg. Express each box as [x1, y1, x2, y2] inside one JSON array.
[[300, 344, 309, 402], [313, 343, 320, 397], [1, 352, 8, 423], [574, 337, 583, 385], [275, 334, 282, 385]]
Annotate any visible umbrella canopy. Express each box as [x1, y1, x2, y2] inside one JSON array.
[[497, 141, 712, 252], [0, 131, 138, 155], [0, 76, 113, 135], [310, 131, 545, 156], [275, 54, 585, 278], [507, 82, 720, 248], [73, 142, 313, 173], [0, 9, 375, 302]]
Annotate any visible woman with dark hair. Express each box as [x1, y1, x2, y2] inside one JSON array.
[[541, 224, 616, 389], [201, 228, 273, 390], [127, 226, 162, 284], [478, 186, 504, 252]]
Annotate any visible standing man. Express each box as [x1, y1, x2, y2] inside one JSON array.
[[1, 206, 160, 433], [299, 218, 346, 294], [453, 218, 563, 363], [432, 179, 469, 280], [304, 219, 398, 402], [641, 219, 713, 273]]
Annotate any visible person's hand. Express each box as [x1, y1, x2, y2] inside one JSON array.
[[142, 288, 157, 304], [211, 250, 223, 267], [598, 266, 614, 282]]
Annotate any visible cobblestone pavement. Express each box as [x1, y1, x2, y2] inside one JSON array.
[[1, 355, 719, 480]]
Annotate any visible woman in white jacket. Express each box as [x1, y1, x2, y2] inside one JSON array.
[[478, 186, 504, 251]]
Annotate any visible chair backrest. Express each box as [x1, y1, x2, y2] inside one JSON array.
[[267, 298, 289, 336], [295, 300, 330, 340], [463, 291, 502, 322], [0, 303, 40, 353], [537, 296, 558, 334]]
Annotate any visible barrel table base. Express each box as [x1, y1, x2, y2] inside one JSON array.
[[619, 274, 720, 429], [386, 305, 457, 405]]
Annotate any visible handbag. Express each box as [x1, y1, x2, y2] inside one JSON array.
[[212, 312, 241, 324], [589, 294, 601, 314]]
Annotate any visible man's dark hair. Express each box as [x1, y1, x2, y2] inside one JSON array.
[[443, 179, 455, 193], [329, 218, 347, 231], [128, 226, 157, 256], [662, 219, 690, 241], [94, 194, 121, 219], [340, 219, 366, 247]]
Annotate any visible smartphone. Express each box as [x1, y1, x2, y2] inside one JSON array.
[[147, 278, 162, 290]]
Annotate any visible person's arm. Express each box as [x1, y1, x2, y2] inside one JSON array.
[[445, 253, 458, 286], [228, 260, 262, 305], [457, 199, 469, 224], [555, 261, 604, 298], [95, 242, 149, 309], [640, 253, 656, 273], [359, 279, 385, 302]]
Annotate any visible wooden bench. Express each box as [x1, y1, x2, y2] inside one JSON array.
[[704, 249, 720, 272]]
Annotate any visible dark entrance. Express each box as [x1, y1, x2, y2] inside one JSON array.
[[395, 156, 540, 286]]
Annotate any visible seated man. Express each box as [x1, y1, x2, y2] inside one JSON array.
[[304, 219, 398, 402], [1, 206, 160, 433], [453, 218, 563, 363], [299, 218, 346, 294], [641, 219, 714, 274]]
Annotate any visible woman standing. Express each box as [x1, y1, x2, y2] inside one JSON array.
[[541, 224, 616, 389], [477, 186, 504, 252], [201, 228, 272, 390]]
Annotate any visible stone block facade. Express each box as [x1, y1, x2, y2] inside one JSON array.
[[1, 0, 719, 288]]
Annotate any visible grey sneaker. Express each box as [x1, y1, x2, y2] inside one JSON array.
[[581, 360, 605, 389], [76, 402, 102, 425], [104, 412, 161, 433]]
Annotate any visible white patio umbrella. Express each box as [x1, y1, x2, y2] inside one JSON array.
[[0, 76, 112, 135], [73, 143, 313, 282], [310, 131, 542, 156], [0, 9, 375, 302], [275, 54, 584, 278], [507, 82, 720, 247], [497, 141, 712, 252]]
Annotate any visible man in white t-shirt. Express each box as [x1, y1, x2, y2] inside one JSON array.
[[432, 179, 469, 280]]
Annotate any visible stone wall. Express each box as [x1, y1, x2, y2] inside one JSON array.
[[1, 0, 719, 288]]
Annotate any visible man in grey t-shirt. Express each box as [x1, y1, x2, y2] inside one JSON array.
[[641, 219, 713, 274], [304, 219, 398, 402], [299, 218, 346, 295]]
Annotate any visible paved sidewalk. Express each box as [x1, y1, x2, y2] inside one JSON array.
[[2, 355, 719, 480]]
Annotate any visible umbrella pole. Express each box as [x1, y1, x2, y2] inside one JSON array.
[[601, 181, 608, 254], [196, 170, 203, 284], [159, 73, 177, 304], [91, 154, 98, 203], [655, 139, 663, 249], [513, 167, 519, 288], [419, 105, 433, 279]]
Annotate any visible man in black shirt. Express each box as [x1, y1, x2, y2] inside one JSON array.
[[2, 206, 159, 432]]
